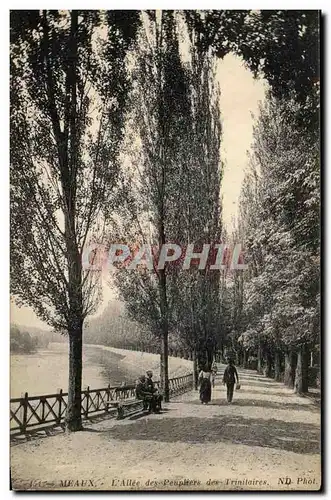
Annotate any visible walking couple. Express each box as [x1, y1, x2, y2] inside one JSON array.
[[198, 359, 239, 404]]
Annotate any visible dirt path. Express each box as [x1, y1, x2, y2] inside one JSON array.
[[10, 366, 321, 491]]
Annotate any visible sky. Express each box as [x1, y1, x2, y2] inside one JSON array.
[[11, 53, 266, 329], [218, 53, 266, 228]]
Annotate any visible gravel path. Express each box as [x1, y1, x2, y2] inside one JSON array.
[[11, 366, 321, 491]]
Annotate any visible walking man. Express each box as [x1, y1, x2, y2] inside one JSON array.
[[222, 358, 239, 403]]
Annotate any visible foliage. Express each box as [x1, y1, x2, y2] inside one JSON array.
[[237, 94, 319, 359], [185, 10, 319, 129], [168, 32, 223, 362], [84, 302, 158, 350], [110, 12, 190, 330], [109, 13, 224, 369], [10, 324, 51, 353], [10, 9, 141, 430], [10, 10, 140, 332]]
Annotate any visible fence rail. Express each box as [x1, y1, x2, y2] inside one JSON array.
[[10, 374, 193, 436]]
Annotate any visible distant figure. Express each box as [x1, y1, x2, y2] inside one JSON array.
[[222, 359, 239, 404], [211, 361, 218, 388], [198, 364, 212, 404]]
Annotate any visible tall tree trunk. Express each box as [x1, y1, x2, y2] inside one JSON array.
[[161, 332, 169, 401], [159, 333, 169, 401], [159, 267, 169, 402], [206, 346, 213, 368], [264, 351, 272, 378], [160, 344, 164, 378], [197, 340, 205, 370], [294, 344, 309, 394], [59, 9, 83, 432], [257, 343, 263, 374], [67, 326, 83, 431], [65, 235, 83, 433], [284, 349, 296, 388], [243, 349, 248, 369], [274, 350, 282, 381], [192, 350, 198, 390]]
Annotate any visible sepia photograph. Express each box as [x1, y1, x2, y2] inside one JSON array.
[[9, 8, 321, 492]]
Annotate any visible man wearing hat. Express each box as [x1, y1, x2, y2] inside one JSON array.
[[146, 370, 163, 412], [135, 375, 150, 411], [146, 370, 155, 392], [135, 373, 162, 413], [222, 358, 239, 404]]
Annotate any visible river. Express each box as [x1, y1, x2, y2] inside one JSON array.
[[10, 342, 192, 398]]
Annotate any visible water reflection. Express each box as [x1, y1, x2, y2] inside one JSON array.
[[86, 347, 135, 386]]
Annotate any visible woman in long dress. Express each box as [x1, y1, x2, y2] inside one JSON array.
[[198, 364, 212, 404]]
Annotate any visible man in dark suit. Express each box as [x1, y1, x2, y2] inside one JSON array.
[[222, 359, 239, 403], [146, 370, 163, 412], [135, 374, 162, 413], [135, 375, 150, 410]]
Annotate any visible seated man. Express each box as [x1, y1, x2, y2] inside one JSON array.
[[146, 370, 163, 412], [135, 374, 162, 413], [135, 375, 150, 410]]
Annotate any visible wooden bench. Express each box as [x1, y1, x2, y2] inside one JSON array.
[[106, 399, 149, 419]]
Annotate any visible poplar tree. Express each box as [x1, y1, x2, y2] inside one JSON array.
[[10, 10, 140, 430]]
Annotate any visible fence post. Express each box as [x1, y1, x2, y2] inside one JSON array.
[[41, 396, 45, 422], [85, 386, 90, 418], [106, 384, 110, 411], [12, 376, 195, 435], [57, 389, 62, 424], [21, 392, 28, 434]]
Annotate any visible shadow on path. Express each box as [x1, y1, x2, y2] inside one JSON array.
[[237, 389, 296, 397], [213, 398, 320, 413], [243, 381, 287, 388], [128, 408, 172, 421], [104, 416, 320, 455], [164, 398, 318, 413]]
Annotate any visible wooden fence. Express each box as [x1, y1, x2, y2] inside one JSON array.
[[10, 374, 193, 436]]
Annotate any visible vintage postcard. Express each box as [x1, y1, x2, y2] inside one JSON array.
[[10, 9, 320, 492]]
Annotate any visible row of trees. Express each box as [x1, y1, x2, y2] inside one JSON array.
[[109, 11, 320, 393], [216, 10, 320, 391], [223, 92, 320, 393], [195, 10, 320, 392], [84, 302, 158, 351], [110, 12, 223, 398], [11, 10, 320, 431], [10, 324, 53, 353], [84, 302, 217, 360]]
